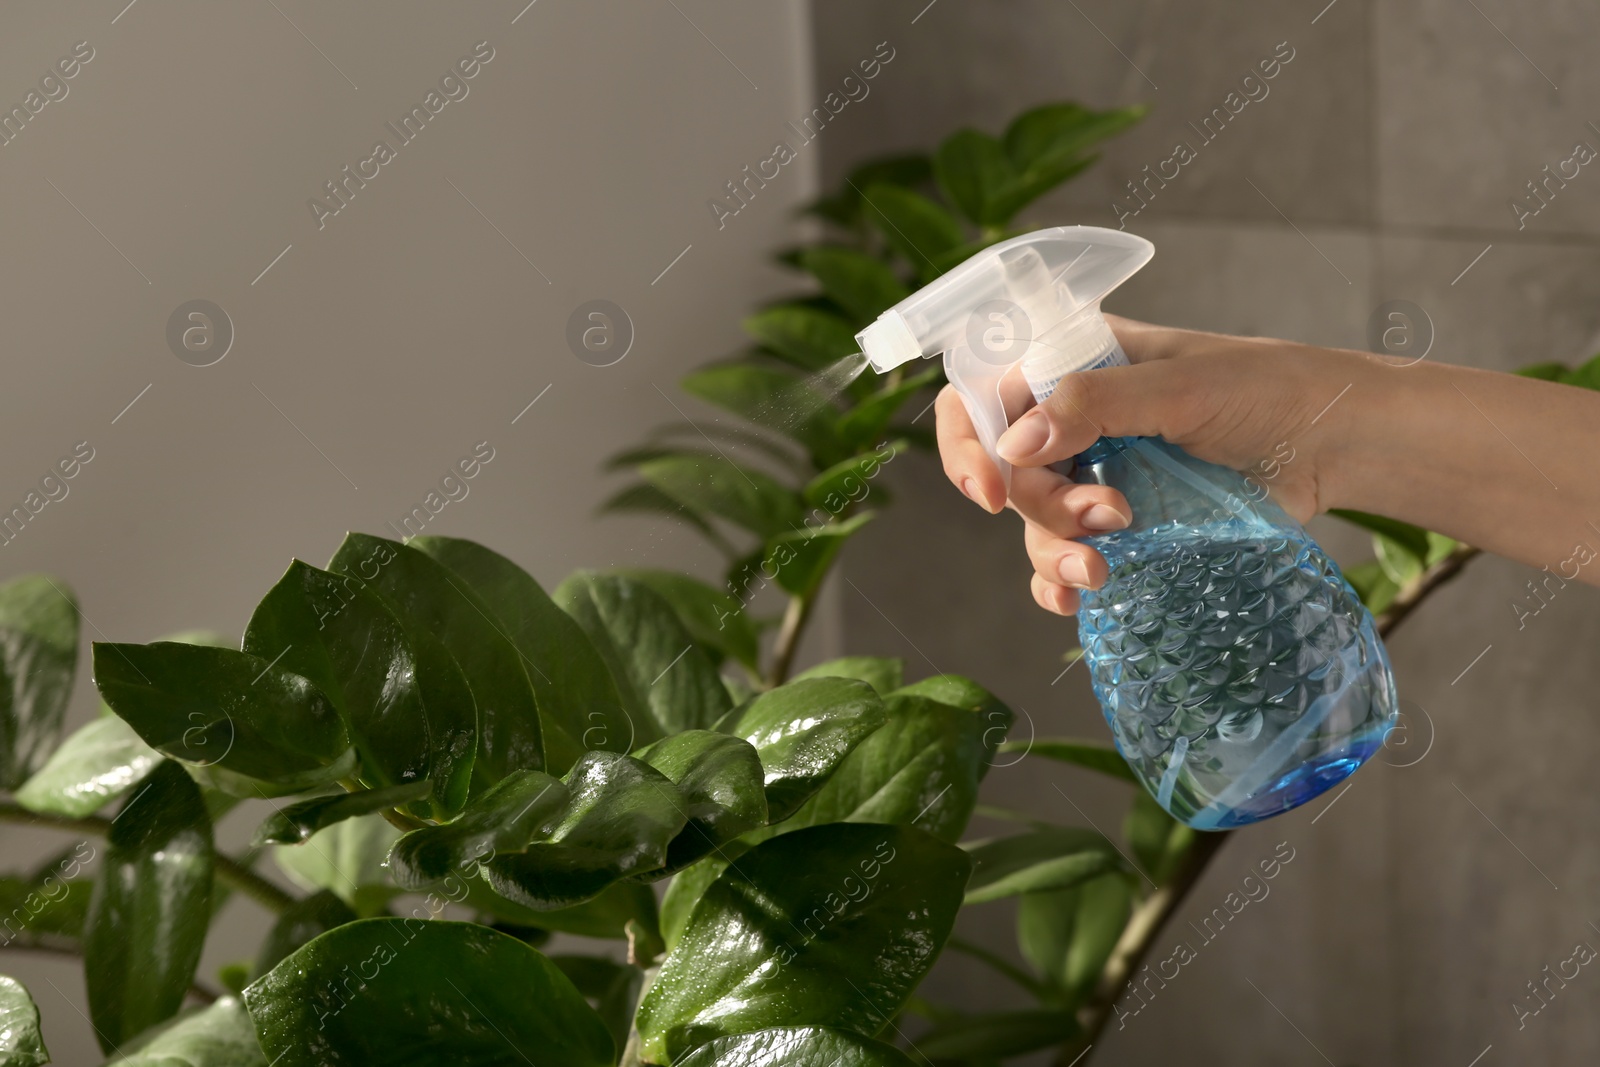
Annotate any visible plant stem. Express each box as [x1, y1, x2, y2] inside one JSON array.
[[766, 591, 815, 687], [1056, 544, 1483, 1064], [0, 801, 297, 915]]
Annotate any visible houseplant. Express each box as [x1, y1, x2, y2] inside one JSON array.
[[0, 100, 1585, 1066]]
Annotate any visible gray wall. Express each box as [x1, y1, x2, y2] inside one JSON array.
[[815, 1, 1600, 1064], [0, 2, 822, 1062]]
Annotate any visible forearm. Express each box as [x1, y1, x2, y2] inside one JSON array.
[[1322, 355, 1600, 582]]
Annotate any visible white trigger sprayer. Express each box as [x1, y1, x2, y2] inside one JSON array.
[[855, 226, 1154, 489]]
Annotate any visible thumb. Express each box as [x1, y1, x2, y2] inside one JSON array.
[[994, 359, 1200, 467]]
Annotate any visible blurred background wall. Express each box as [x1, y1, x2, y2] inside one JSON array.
[[814, 1, 1600, 1064], [5, 2, 1600, 1065], [0, 2, 825, 1061]]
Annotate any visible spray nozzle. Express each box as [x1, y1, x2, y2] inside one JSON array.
[[855, 226, 1153, 486]]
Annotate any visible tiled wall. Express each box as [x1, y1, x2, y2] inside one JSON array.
[[812, 2, 1600, 1062]]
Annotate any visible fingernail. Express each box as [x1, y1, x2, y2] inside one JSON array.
[[960, 478, 985, 508], [1082, 504, 1130, 531], [1058, 555, 1091, 588], [997, 411, 1050, 463]]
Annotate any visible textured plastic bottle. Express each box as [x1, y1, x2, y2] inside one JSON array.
[[1024, 316, 1398, 829], [857, 226, 1398, 829]]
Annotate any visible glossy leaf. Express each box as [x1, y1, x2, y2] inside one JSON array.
[[0, 870, 93, 948], [1008, 737, 1137, 784], [893, 674, 1014, 746], [658, 852, 733, 952], [0, 575, 79, 789], [107, 996, 265, 1066], [915, 1009, 1080, 1061], [635, 730, 767, 873], [682, 363, 847, 465], [791, 656, 904, 695], [676, 1027, 918, 1067], [274, 814, 399, 917], [555, 572, 727, 737], [779, 693, 994, 843], [483, 752, 687, 909], [743, 305, 861, 372], [14, 714, 161, 818], [639, 453, 803, 542], [328, 533, 543, 788], [860, 184, 964, 280], [552, 956, 643, 1056], [244, 919, 613, 1067], [796, 247, 910, 324], [934, 127, 1018, 227], [244, 560, 472, 817], [837, 369, 943, 451], [1125, 788, 1194, 885], [963, 826, 1120, 904], [612, 568, 760, 673], [762, 513, 876, 597], [252, 782, 431, 847], [803, 441, 903, 511], [716, 677, 886, 822], [253, 890, 357, 981], [468, 878, 660, 941], [389, 770, 566, 889], [0, 975, 47, 1066], [93, 641, 350, 785], [409, 538, 634, 776], [635, 823, 970, 1064], [1343, 560, 1399, 614], [85, 761, 214, 1053]]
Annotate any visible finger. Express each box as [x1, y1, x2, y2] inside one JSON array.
[[1025, 522, 1110, 591], [1004, 465, 1133, 539], [934, 385, 1005, 513], [1104, 315, 1191, 363], [994, 358, 1205, 469], [1031, 573, 1081, 616]]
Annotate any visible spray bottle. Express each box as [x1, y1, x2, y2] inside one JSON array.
[[857, 226, 1397, 829]]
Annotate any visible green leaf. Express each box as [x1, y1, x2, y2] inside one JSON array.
[[1516, 360, 1567, 382], [93, 641, 350, 785], [611, 568, 760, 673], [14, 714, 161, 818], [934, 127, 1019, 227], [274, 814, 399, 917], [409, 537, 633, 776], [1567, 353, 1600, 389], [551, 956, 644, 1056], [676, 1027, 919, 1067], [0, 975, 47, 1067], [106, 996, 265, 1066], [634, 823, 970, 1064], [680, 363, 846, 465], [243, 561, 472, 818], [1328, 509, 1430, 563], [85, 761, 214, 1053], [1343, 561, 1399, 614], [253, 890, 357, 979], [778, 692, 996, 843], [635, 730, 767, 873], [962, 826, 1120, 904], [388, 769, 566, 889], [804, 153, 933, 228], [251, 782, 431, 847], [715, 677, 886, 821], [761, 513, 877, 597], [639, 453, 804, 542], [647, 421, 810, 474], [244, 919, 613, 1067], [1125, 788, 1194, 885], [598, 483, 731, 551], [860, 183, 965, 281], [468, 878, 659, 942], [915, 1009, 1081, 1060], [1004, 102, 1147, 173], [555, 572, 728, 737], [803, 442, 903, 511], [482, 752, 687, 910], [1004, 738, 1137, 784], [658, 852, 736, 952], [837, 370, 942, 451], [328, 534, 544, 789], [743, 305, 862, 372], [0, 869, 94, 947], [1018, 873, 1133, 1006], [0, 574, 79, 789], [790, 656, 904, 695], [796, 247, 910, 324], [1375, 532, 1424, 587]]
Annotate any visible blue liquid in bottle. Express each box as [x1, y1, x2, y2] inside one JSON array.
[[1071, 437, 1398, 829]]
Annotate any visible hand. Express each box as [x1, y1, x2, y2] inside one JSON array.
[[936, 315, 1373, 615]]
